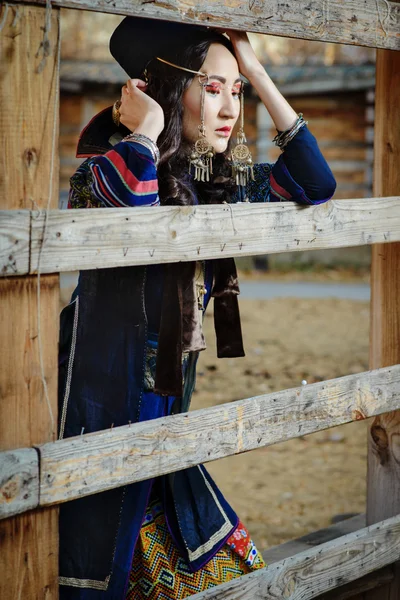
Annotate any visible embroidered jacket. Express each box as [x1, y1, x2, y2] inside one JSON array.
[[59, 107, 336, 599]]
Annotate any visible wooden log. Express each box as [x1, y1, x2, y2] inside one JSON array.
[[0, 5, 60, 599], [0, 196, 398, 276], [17, 0, 400, 51], [0, 449, 39, 519], [189, 514, 400, 599], [1, 363, 390, 510], [366, 36, 400, 600]]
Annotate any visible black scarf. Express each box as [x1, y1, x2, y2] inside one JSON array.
[[154, 258, 244, 396]]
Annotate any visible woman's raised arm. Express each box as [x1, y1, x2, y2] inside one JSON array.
[[86, 140, 160, 208], [69, 79, 165, 209], [226, 30, 336, 205]]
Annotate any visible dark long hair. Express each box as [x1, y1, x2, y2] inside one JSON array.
[[144, 32, 237, 206]]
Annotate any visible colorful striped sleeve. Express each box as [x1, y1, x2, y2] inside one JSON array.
[[87, 140, 159, 208]]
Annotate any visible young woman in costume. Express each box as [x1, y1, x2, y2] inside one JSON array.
[[59, 17, 336, 600]]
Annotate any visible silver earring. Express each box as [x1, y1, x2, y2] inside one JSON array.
[[231, 86, 254, 188], [189, 75, 215, 182]]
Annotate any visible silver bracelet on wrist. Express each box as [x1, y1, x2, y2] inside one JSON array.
[[272, 113, 308, 150], [122, 132, 160, 166]]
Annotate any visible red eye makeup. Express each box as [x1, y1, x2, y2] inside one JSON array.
[[205, 82, 222, 94], [205, 81, 243, 94]]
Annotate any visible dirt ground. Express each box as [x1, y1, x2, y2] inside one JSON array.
[[192, 287, 370, 551]]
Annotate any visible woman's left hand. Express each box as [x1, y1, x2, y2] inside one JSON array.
[[224, 30, 264, 81]]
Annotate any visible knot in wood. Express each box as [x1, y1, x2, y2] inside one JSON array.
[[353, 409, 366, 421], [2, 477, 19, 501], [23, 148, 38, 169], [371, 423, 389, 465]]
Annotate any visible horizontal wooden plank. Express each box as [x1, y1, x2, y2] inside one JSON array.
[[18, 0, 400, 50], [31, 364, 400, 508], [263, 516, 396, 600], [2, 196, 398, 276], [0, 210, 30, 276], [318, 566, 393, 600], [0, 365, 398, 518], [0, 449, 39, 519], [190, 514, 400, 599]]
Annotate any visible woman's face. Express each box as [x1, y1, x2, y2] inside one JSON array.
[[182, 43, 241, 154]]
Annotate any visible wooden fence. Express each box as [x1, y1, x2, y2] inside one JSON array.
[[0, 0, 399, 599]]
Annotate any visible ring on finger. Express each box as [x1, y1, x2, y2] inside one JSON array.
[[112, 100, 121, 126]]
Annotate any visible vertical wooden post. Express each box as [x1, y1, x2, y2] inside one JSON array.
[[366, 38, 400, 600], [0, 5, 60, 599]]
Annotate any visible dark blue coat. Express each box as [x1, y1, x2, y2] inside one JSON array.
[[58, 264, 240, 600], [58, 111, 336, 599]]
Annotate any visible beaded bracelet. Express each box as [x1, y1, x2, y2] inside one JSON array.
[[272, 113, 308, 150], [122, 132, 160, 166]]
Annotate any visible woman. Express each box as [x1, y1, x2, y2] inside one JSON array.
[[59, 17, 336, 600]]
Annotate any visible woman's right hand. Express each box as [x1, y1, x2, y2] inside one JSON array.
[[119, 79, 165, 142]]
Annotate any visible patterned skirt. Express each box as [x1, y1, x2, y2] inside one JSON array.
[[126, 497, 265, 599]]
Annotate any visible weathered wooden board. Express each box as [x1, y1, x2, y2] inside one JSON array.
[[368, 44, 400, 529], [0, 5, 60, 599], [318, 567, 393, 600], [0, 449, 39, 519], [2, 196, 397, 276], [366, 36, 400, 600], [190, 514, 400, 599], [18, 0, 400, 50], [263, 515, 395, 600], [0, 211, 31, 276], [32, 364, 400, 508]]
